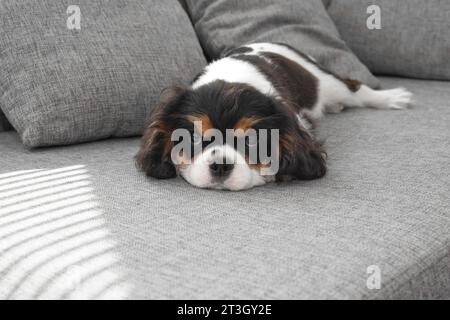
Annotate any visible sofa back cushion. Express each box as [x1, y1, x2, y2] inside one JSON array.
[[326, 0, 450, 80], [184, 0, 380, 88], [0, 1, 206, 147]]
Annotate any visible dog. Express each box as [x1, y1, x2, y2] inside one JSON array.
[[136, 42, 412, 190]]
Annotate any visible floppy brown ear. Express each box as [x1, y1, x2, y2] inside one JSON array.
[[277, 122, 327, 181], [135, 86, 187, 179]]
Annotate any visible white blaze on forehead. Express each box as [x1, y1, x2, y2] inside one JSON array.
[[206, 144, 247, 164], [192, 57, 279, 97]]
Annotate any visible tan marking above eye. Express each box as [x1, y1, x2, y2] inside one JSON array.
[[233, 117, 261, 134], [186, 114, 213, 135]]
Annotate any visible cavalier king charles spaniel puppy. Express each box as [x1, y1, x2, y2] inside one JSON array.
[[136, 43, 412, 190]]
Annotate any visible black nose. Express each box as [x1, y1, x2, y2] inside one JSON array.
[[209, 158, 234, 177]]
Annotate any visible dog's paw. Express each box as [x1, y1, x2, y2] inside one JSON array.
[[325, 103, 345, 114], [379, 88, 413, 110]]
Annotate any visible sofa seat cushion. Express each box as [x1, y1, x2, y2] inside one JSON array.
[[0, 77, 449, 299]]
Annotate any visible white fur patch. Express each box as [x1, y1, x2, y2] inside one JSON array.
[[354, 86, 413, 109], [192, 57, 279, 97]]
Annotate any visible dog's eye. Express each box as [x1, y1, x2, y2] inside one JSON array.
[[246, 135, 258, 148], [192, 132, 202, 145]]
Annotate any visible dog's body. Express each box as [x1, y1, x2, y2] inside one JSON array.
[[195, 43, 412, 122], [137, 42, 413, 190]]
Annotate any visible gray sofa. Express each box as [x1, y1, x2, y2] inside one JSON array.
[[1, 77, 449, 299], [1, 1, 449, 300]]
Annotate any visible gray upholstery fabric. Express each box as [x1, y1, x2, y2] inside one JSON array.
[[1, 77, 449, 299], [183, 0, 380, 89], [0, 111, 12, 132], [327, 0, 450, 80], [0, 1, 206, 148]]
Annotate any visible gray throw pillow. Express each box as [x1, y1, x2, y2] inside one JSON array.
[[327, 0, 450, 80], [0, 1, 206, 147], [183, 0, 380, 88]]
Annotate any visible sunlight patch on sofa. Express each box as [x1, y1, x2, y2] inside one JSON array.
[[0, 165, 130, 300]]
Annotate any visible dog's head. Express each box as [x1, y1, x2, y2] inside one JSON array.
[[136, 80, 326, 190]]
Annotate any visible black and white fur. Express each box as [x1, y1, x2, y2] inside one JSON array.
[[195, 43, 412, 121], [137, 42, 413, 190]]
